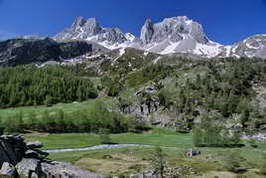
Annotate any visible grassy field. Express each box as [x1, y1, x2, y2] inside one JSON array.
[[24, 129, 193, 149], [0, 97, 118, 118], [23, 129, 266, 177], [0, 101, 94, 119], [48, 146, 266, 177]]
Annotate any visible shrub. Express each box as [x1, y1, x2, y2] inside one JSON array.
[[193, 115, 241, 147], [224, 151, 247, 173], [99, 129, 112, 144], [150, 146, 166, 178], [260, 153, 266, 175]]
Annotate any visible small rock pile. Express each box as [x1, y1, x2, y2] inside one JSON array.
[[164, 165, 201, 178], [0, 135, 107, 178]]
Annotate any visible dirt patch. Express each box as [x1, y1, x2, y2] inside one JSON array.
[[24, 132, 50, 137], [75, 154, 149, 176]]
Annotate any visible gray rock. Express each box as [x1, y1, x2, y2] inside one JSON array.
[[26, 141, 43, 149], [16, 158, 108, 178], [54, 17, 132, 49], [0, 135, 110, 177], [230, 35, 266, 59], [131, 172, 161, 178], [143, 16, 208, 44], [140, 19, 154, 44], [0, 162, 16, 177]]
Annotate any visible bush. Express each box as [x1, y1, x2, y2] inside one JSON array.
[[193, 115, 241, 147], [224, 151, 247, 173], [99, 129, 112, 144], [150, 146, 166, 177], [260, 153, 266, 175]]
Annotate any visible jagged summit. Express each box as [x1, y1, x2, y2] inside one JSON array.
[[140, 19, 154, 44], [54, 16, 266, 59], [55, 17, 132, 49], [141, 16, 208, 44]]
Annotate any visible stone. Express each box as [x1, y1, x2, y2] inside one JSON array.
[[16, 159, 109, 178], [0, 162, 16, 177], [26, 141, 43, 149], [0, 135, 110, 177], [131, 172, 161, 178], [186, 149, 201, 158]]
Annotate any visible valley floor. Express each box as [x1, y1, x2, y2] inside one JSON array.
[[24, 130, 266, 178]]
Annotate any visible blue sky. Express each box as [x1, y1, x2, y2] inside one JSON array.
[[0, 0, 266, 44]]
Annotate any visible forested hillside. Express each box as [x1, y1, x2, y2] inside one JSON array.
[[0, 65, 98, 108], [1, 53, 266, 138]]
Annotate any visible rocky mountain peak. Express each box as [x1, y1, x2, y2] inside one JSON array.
[[140, 19, 154, 44], [147, 16, 209, 44], [71, 16, 88, 28], [53, 16, 266, 59]]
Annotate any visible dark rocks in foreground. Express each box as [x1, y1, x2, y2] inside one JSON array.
[[0, 135, 107, 178]]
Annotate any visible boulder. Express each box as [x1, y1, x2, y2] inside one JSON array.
[[0, 162, 16, 177], [0, 135, 108, 177], [131, 172, 161, 178], [16, 158, 109, 178], [26, 141, 43, 149]]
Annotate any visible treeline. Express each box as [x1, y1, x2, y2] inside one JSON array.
[[0, 65, 98, 108], [0, 101, 147, 134]]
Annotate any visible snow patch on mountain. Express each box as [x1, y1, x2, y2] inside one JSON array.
[[54, 16, 266, 59]]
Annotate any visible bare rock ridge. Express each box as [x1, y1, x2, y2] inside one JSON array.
[[140, 19, 154, 44], [54, 16, 266, 59], [55, 16, 132, 50], [0, 135, 107, 178]]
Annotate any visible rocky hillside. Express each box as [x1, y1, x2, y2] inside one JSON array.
[[0, 37, 96, 66]]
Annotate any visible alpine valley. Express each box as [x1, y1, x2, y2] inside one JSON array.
[[2, 16, 266, 178]]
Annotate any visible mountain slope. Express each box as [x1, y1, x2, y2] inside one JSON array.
[[0, 37, 97, 66], [54, 17, 136, 50]]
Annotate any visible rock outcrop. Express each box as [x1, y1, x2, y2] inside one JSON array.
[[140, 19, 154, 44], [0, 135, 107, 178]]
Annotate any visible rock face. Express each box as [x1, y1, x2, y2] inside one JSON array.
[[141, 19, 154, 44], [140, 16, 222, 57], [229, 35, 266, 58], [55, 16, 133, 50], [54, 16, 266, 59], [0, 135, 27, 166], [0, 135, 106, 178], [0, 37, 93, 66]]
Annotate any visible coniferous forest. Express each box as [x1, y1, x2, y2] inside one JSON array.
[[0, 65, 98, 108]]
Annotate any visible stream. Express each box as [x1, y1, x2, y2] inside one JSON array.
[[44, 144, 148, 153]]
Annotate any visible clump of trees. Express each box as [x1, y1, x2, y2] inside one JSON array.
[[1, 101, 145, 134], [0, 65, 98, 108], [150, 146, 166, 178], [224, 150, 247, 173], [193, 115, 241, 147]]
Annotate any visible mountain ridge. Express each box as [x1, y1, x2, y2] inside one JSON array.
[[54, 16, 266, 59]]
